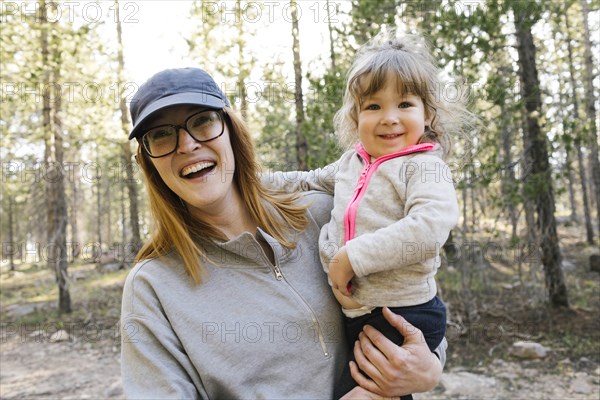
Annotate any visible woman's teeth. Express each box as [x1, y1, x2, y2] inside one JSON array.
[[181, 161, 216, 177]]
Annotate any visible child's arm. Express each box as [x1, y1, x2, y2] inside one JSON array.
[[328, 246, 354, 295], [260, 162, 339, 194], [345, 156, 459, 278]]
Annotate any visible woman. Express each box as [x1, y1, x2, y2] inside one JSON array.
[[120, 67, 446, 399]]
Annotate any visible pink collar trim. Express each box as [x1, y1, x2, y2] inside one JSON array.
[[354, 142, 436, 163]]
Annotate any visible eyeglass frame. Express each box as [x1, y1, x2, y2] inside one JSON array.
[[139, 108, 226, 158]]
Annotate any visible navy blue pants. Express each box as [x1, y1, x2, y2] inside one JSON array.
[[333, 296, 446, 399]]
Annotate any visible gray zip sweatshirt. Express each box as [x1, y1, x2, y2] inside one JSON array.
[[120, 191, 446, 399]]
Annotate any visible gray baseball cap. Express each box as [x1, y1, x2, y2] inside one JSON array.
[[128, 68, 230, 140]]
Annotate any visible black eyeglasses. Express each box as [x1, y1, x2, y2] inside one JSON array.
[[141, 109, 225, 158]]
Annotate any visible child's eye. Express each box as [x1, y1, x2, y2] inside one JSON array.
[[399, 102, 412, 108], [365, 104, 380, 110]]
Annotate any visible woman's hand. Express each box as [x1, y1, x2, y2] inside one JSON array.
[[350, 307, 443, 397]]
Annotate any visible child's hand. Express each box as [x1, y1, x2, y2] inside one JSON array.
[[328, 246, 355, 296]]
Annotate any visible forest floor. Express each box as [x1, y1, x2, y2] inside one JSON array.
[[0, 224, 599, 399]]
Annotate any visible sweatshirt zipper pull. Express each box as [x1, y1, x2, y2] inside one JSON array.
[[355, 167, 369, 190], [273, 265, 283, 280]]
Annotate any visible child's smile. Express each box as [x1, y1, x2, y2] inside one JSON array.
[[358, 79, 431, 158]]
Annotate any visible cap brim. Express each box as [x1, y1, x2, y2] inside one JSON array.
[[129, 92, 226, 140]]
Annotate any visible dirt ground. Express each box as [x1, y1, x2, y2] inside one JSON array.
[[1, 223, 599, 399], [1, 335, 121, 399], [0, 331, 598, 399]]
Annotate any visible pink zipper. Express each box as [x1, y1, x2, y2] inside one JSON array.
[[343, 142, 435, 244]]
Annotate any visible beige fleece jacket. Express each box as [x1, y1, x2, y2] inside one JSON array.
[[265, 144, 459, 307]]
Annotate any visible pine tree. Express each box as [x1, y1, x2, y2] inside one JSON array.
[[115, 0, 142, 256], [512, 0, 568, 307]]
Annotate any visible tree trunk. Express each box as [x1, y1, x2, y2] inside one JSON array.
[[8, 194, 15, 272], [580, 0, 600, 237], [41, 0, 71, 313], [564, 143, 578, 223], [521, 100, 538, 267], [326, 0, 336, 70], [96, 148, 102, 250], [70, 167, 81, 258], [235, 0, 249, 119], [499, 80, 518, 241], [555, 45, 578, 223], [565, 10, 594, 243], [115, 1, 142, 257], [514, 7, 568, 307], [121, 177, 126, 245], [41, 0, 51, 256], [470, 174, 476, 230], [290, 0, 307, 170], [577, 146, 594, 243], [107, 178, 112, 245], [51, 66, 71, 314], [462, 181, 468, 233]]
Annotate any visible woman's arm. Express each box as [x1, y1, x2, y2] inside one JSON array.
[[121, 265, 207, 399], [121, 316, 204, 399], [348, 307, 444, 397]]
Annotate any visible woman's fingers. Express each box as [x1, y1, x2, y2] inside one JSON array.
[[352, 339, 385, 395], [358, 330, 388, 367], [382, 307, 425, 347], [349, 360, 382, 395]]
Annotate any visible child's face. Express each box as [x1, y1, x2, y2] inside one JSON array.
[[357, 82, 431, 158]]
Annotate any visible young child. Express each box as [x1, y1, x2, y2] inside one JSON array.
[[267, 31, 468, 399]]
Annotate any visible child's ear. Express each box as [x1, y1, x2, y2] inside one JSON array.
[[425, 114, 433, 127], [424, 107, 434, 126]]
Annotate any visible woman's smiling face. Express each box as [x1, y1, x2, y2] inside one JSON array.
[[146, 105, 238, 218]]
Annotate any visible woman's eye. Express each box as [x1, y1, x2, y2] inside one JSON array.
[[191, 116, 210, 128], [151, 129, 172, 139]]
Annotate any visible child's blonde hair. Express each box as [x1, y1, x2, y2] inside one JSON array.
[[334, 31, 471, 158]]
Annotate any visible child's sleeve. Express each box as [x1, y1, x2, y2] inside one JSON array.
[[260, 161, 339, 194]]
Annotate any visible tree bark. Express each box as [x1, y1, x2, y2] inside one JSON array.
[[514, 7, 568, 307], [290, 0, 307, 170], [580, 0, 600, 237], [564, 143, 578, 223], [461, 179, 468, 233], [115, 0, 142, 256], [326, 0, 336, 70], [41, 0, 71, 313], [565, 9, 594, 243], [499, 72, 519, 241], [96, 147, 102, 249], [470, 171, 476, 230], [70, 167, 81, 258], [8, 194, 15, 272], [51, 65, 71, 314], [554, 31, 578, 224], [235, 0, 249, 119]]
